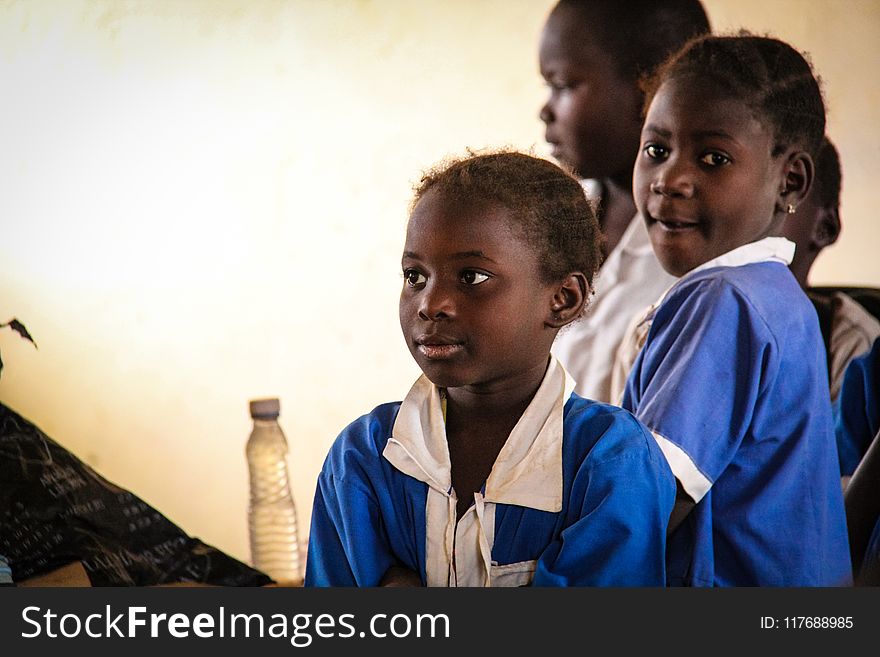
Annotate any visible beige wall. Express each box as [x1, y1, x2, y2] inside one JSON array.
[[1, 0, 877, 566]]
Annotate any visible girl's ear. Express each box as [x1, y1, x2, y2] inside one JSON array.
[[777, 150, 815, 215], [545, 272, 588, 329]]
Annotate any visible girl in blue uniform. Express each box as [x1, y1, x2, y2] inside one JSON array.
[[622, 34, 852, 586], [834, 336, 880, 584], [305, 152, 675, 587], [835, 336, 880, 478]]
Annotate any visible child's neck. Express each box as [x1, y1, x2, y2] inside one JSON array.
[[788, 251, 815, 289], [598, 176, 636, 259], [444, 371, 543, 420], [443, 361, 548, 519]]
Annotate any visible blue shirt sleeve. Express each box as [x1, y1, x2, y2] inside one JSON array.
[[304, 425, 399, 587], [835, 336, 880, 476], [305, 469, 401, 586], [624, 277, 775, 487], [532, 411, 674, 586]]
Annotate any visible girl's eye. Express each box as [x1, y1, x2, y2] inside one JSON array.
[[461, 271, 490, 286], [700, 152, 731, 167], [644, 144, 669, 160], [403, 269, 426, 287]]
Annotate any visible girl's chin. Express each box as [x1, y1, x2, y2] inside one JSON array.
[[413, 360, 469, 389], [651, 244, 701, 278]]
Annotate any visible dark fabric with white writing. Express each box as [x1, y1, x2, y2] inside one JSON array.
[[0, 402, 271, 586]]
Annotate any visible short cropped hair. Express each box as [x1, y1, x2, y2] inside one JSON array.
[[556, 0, 711, 81], [412, 151, 601, 287]]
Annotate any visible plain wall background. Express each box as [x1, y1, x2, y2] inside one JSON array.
[[1, 0, 878, 567]]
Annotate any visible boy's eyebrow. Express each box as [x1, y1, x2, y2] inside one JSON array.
[[402, 250, 498, 263]]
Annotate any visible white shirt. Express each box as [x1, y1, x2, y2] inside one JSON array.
[[382, 357, 576, 587], [551, 180, 678, 403], [826, 292, 880, 401]]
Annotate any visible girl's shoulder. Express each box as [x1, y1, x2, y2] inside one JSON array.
[[660, 262, 808, 327], [562, 395, 661, 465], [670, 261, 797, 299], [324, 401, 402, 466]]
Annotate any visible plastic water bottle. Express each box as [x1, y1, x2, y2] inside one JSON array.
[[246, 397, 302, 585]]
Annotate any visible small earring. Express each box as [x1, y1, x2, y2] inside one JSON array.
[[786, 204, 797, 214]]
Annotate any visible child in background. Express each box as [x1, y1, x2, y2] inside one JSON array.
[[835, 336, 880, 479], [834, 336, 880, 583], [622, 34, 851, 586], [780, 136, 880, 401], [538, 0, 710, 402], [305, 152, 675, 587]]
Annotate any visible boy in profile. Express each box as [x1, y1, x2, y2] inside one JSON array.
[[538, 0, 710, 402]]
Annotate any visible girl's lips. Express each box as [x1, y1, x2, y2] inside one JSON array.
[[417, 343, 464, 360], [655, 218, 699, 232]]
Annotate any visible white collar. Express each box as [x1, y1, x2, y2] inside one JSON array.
[[686, 236, 795, 278], [635, 236, 795, 330], [383, 356, 576, 513]]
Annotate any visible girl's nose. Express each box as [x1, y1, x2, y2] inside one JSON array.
[[650, 162, 695, 199], [418, 283, 454, 321]]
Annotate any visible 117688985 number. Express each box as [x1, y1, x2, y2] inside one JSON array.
[[784, 617, 853, 629]]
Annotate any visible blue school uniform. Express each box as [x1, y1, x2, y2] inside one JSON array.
[[622, 238, 852, 586], [834, 336, 880, 476], [305, 358, 675, 587]]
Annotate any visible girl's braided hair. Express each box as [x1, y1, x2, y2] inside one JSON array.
[[642, 33, 826, 159]]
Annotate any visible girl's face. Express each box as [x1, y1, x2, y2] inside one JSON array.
[[399, 191, 558, 392], [633, 75, 789, 277]]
